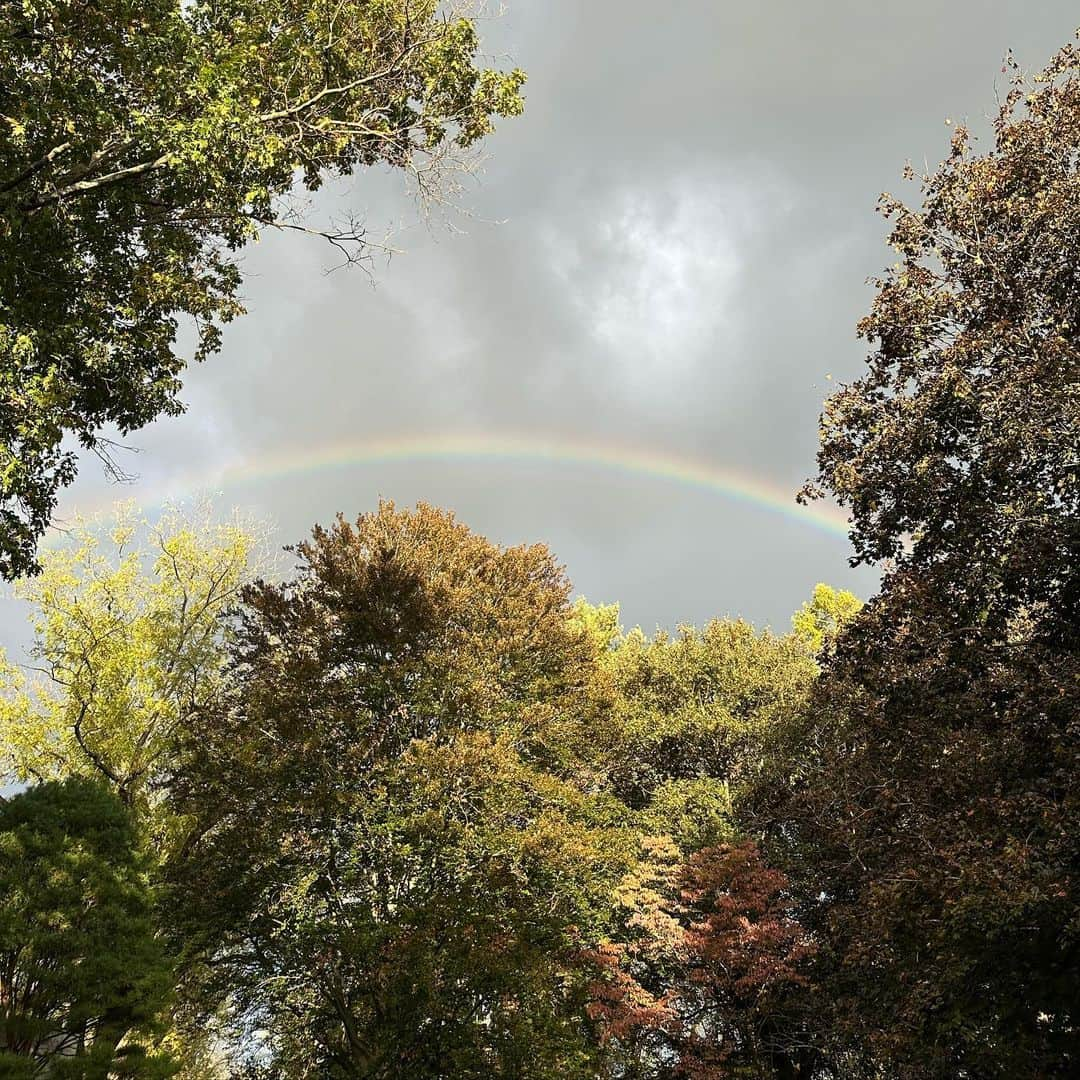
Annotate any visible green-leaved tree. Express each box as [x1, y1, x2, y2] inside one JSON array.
[[0, 0, 524, 578], [0, 777, 173, 1078], [0, 504, 259, 836], [168, 503, 636, 1078]]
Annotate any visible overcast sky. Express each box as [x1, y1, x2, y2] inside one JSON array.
[[3, 1, 1078, 650]]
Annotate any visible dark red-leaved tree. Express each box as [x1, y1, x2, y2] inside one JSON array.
[[773, 32, 1080, 1079], [590, 839, 818, 1079]]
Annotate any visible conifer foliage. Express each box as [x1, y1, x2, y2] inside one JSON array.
[[0, 777, 172, 1078]]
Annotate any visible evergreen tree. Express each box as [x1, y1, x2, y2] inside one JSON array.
[[0, 777, 173, 1078]]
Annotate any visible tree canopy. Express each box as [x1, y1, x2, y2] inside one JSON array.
[[167, 503, 637, 1077], [2, 501, 841, 1079], [0, 0, 524, 578], [778, 36, 1080, 1078], [0, 504, 259, 836]]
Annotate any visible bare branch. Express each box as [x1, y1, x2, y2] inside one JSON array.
[[72, 701, 124, 789]]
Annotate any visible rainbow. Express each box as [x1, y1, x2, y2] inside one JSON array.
[[115, 432, 851, 540]]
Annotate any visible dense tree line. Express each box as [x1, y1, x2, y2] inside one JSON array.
[[1, 15, 1078, 1080], [1, 500, 856, 1077]]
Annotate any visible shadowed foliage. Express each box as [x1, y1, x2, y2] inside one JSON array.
[[0, 777, 173, 1078]]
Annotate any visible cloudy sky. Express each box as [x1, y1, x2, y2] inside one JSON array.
[[4, 1, 1078, 648]]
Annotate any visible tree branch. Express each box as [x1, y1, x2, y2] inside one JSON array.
[[22, 153, 172, 212], [257, 41, 424, 123], [72, 700, 124, 789], [0, 141, 73, 194]]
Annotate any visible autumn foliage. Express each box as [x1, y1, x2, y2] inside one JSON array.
[[2, 18, 1080, 1080], [587, 839, 816, 1079]]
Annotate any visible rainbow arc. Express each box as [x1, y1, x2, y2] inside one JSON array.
[[117, 432, 851, 540]]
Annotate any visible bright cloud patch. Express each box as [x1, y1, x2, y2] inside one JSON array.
[[550, 175, 788, 395]]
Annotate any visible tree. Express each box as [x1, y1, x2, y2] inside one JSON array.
[[575, 595, 844, 1080], [804, 42, 1078, 629], [0, 502, 259, 834], [673, 842, 817, 1080], [0, 777, 173, 1078], [585, 611, 820, 815], [789, 584, 861, 655], [0, 0, 524, 579], [0, 504, 258, 1077], [783, 34, 1080, 1076], [589, 839, 817, 1080], [167, 503, 636, 1077]]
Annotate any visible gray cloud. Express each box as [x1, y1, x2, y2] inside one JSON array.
[[3, 1, 1076, 653]]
